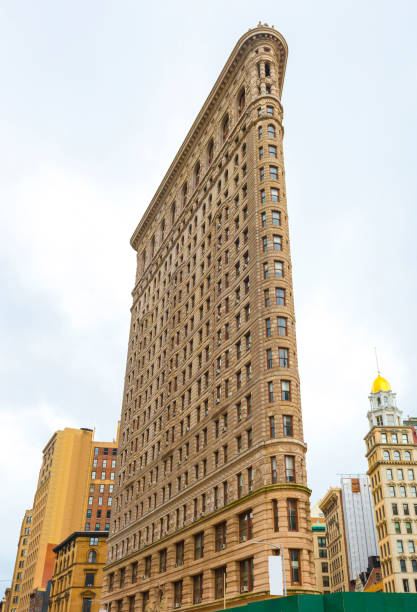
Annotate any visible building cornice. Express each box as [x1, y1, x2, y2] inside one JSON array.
[[130, 25, 287, 251]]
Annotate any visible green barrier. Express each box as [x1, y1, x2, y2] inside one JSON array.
[[219, 593, 417, 612]]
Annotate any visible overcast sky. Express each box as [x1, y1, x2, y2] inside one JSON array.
[[1, 0, 417, 589]]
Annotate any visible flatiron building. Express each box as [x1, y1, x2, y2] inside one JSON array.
[[104, 24, 316, 611]]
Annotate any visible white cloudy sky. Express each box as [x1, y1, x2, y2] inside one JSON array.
[[1, 0, 417, 588]]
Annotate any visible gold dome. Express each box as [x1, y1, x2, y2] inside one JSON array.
[[371, 375, 391, 393]]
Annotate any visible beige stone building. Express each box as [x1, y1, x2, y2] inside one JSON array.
[[310, 504, 329, 593], [103, 23, 317, 612], [17, 429, 94, 612], [7, 510, 33, 612], [365, 374, 417, 593], [49, 531, 108, 612], [319, 489, 350, 593]]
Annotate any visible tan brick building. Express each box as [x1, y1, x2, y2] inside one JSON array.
[[7, 510, 33, 612], [14, 427, 118, 612], [319, 489, 350, 593], [49, 532, 108, 612], [365, 374, 417, 593], [310, 505, 329, 593], [103, 24, 317, 612]]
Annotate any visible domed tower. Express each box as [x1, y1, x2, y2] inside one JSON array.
[[367, 374, 402, 429], [365, 373, 417, 594]]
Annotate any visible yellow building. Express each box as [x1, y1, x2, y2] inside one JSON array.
[[49, 532, 108, 612], [365, 374, 417, 593], [7, 510, 33, 612], [319, 488, 350, 592], [18, 428, 95, 612], [310, 504, 329, 593]]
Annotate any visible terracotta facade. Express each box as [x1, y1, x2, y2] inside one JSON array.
[[103, 24, 316, 612]]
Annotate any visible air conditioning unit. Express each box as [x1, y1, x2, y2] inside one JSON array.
[[216, 399, 220, 404], [241, 535, 247, 542], [175, 562, 179, 567], [241, 586, 249, 593], [221, 543, 226, 550], [222, 427, 227, 433], [184, 456, 188, 460], [216, 369, 221, 375], [185, 427, 190, 432], [142, 575, 147, 580], [174, 603, 181, 608], [165, 441, 169, 446]]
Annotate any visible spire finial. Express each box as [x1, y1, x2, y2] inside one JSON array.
[[374, 347, 381, 375]]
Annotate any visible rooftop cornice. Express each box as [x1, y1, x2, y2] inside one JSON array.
[[130, 25, 288, 251]]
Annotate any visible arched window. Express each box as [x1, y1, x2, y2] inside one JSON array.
[[88, 550, 96, 563], [160, 219, 165, 242], [207, 139, 214, 165], [238, 88, 246, 115], [141, 249, 147, 272], [394, 451, 400, 461], [171, 202, 176, 226], [405, 451, 411, 461], [222, 114, 229, 142], [150, 235, 155, 258], [265, 62, 271, 77], [194, 161, 201, 187], [267, 124, 276, 138], [383, 451, 390, 460]]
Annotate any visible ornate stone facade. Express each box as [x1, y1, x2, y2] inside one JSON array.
[[103, 24, 316, 612]]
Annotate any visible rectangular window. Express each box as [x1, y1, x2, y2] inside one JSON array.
[[240, 558, 254, 593], [159, 549, 167, 573], [259, 147, 264, 160], [273, 499, 279, 531], [271, 456, 277, 484], [142, 592, 149, 612], [215, 522, 227, 551], [194, 532, 204, 559], [290, 549, 301, 584], [275, 287, 285, 305], [174, 581, 182, 608], [277, 317, 287, 336], [288, 499, 298, 531], [85, 573, 95, 587], [271, 188, 279, 202], [285, 455, 295, 482], [279, 348, 289, 367], [214, 567, 226, 600], [274, 261, 283, 277], [193, 574, 203, 605], [144, 556, 151, 578], [176, 541, 184, 566], [281, 380, 291, 401], [266, 348, 273, 369], [273, 235, 282, 251], [270, 166, 278, 180], [283, 415, 293, 436], [269, 416, 276, 438], [264, 289, 270, 307], [268, 381, 274, 403], [265, 318, 271, 337], [260, 189, 266, 203], [268, 145, 277, 158], [239, 510, 253, 542]]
